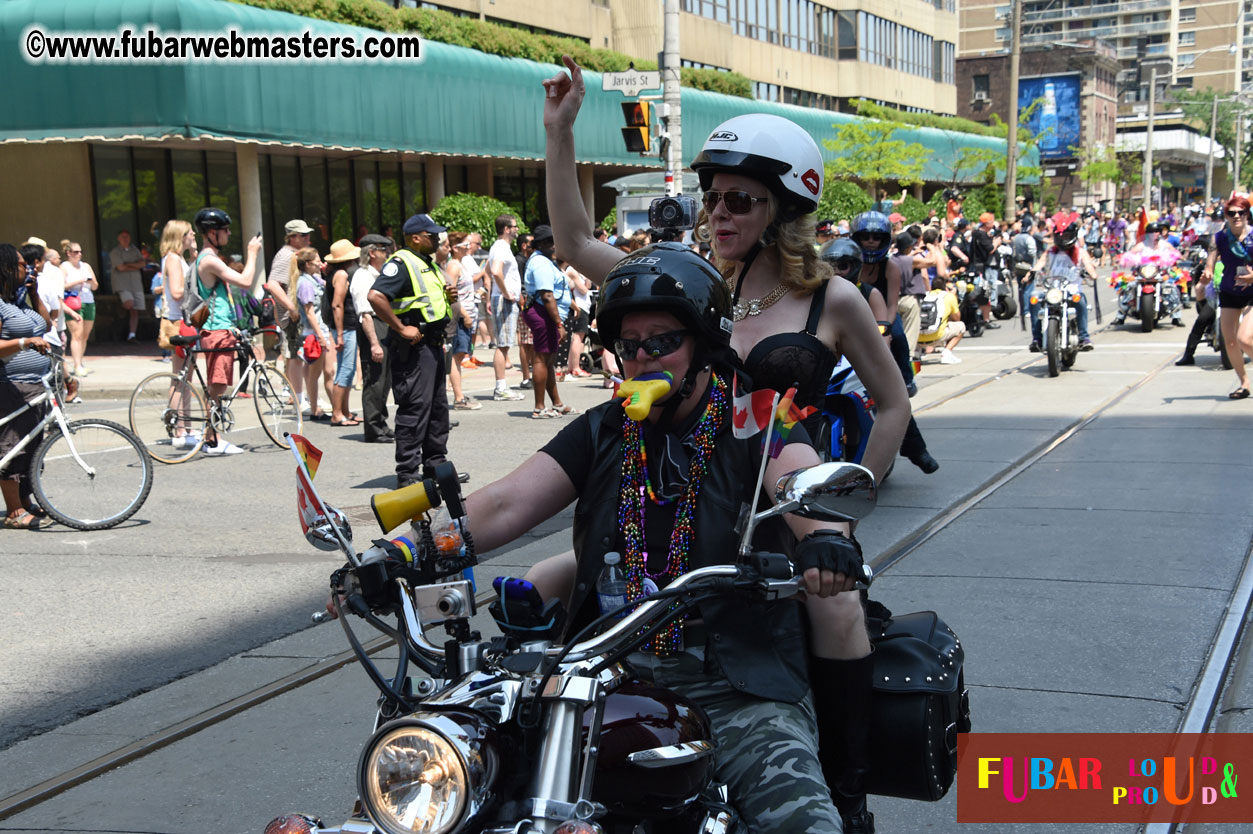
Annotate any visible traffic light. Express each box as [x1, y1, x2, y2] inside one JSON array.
[[621, 100, 651, 153]]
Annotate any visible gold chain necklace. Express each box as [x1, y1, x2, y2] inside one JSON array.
[[729, 279, 789, 322]]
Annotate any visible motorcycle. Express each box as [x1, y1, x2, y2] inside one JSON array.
[[815, 357, 893, 482], [1033, 273, 1083, 377], [955, 269, 986, 338], [990, 244, 1019, 321], [266, 449, 968, 834], [1113, 250, 1184, 333]]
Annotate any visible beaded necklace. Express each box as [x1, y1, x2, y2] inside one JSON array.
[[616, 373, 728, 654]]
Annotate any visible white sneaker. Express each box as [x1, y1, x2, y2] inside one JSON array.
[[171, 433, 202, 450], [939, 348, 962, 365], [203, 440, 243, 456], [298, 397, 311, 414], [493, 388, 524, 401]]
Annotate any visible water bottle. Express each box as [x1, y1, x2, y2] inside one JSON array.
[[596, 552, 630, 618]]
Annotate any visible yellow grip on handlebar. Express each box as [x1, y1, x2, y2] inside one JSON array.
[[371, 478, 440, 533]]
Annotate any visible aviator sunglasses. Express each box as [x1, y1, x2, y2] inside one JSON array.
[[614, 330, 687, 359], [703, 190, 768, 215]]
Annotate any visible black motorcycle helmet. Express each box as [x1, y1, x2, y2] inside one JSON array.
[[818, 238, 864, 277], [194, 207, 231, 234], [1056, 222, 1079, 249], [597, 242, 732, 355]]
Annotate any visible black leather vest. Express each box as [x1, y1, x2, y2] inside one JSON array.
[[564, 398, 810, 703]]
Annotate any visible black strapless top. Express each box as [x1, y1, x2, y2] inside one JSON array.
[[739, 289, 837, 411]]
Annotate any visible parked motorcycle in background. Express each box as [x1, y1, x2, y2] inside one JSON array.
[[991, 243, 1019, 321]]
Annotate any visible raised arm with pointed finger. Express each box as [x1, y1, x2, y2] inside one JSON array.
[[543, 56, 631, 285]]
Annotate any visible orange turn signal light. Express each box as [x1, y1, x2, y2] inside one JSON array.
[[1071, 293, 1082, 303]]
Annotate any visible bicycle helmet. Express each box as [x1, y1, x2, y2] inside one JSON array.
[[596, 243, 733, 353], [818, 238, 865, 274], [691, 114, 824, 221], [194, 207, 231, 234], [850, 211, 892, 263]]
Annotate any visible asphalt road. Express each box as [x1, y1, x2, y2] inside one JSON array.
[[4, 275, 1253, 833]]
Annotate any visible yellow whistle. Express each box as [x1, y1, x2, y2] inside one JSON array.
[[615, 371, 674, 420]]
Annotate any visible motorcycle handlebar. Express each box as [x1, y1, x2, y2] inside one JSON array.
[[558, 565, 804, 663]]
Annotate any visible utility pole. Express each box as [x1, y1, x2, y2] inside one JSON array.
[[1237, 112, 1244, 192], [1143, 64, 1156, 210], [1004, 0, 1021, 220], [662, 0, 682, 196], [1206, 93, 1218, 204]]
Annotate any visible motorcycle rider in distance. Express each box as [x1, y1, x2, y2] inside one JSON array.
[[469, 244, 859, 832], [1113, 221, 1185, 328], [1028, 220, 1096, 352], [542, 55, 906, 833]]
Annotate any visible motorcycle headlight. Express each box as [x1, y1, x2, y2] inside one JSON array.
[[1045, 288, 1064, 306], [1141, 265, 1159, 279], [358, 715, 491, 834]]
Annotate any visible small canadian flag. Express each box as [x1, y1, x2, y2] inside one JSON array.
[[732, 376, 778, 439]]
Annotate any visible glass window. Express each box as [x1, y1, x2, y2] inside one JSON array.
[[379, 160, 403, 240], [91, 145, 136, 289], [171, 150, 207, 224], [328, 159, 352, 246], [132, 148, 172, 255], [300, 159, 330, 253], [403, 160, 427, 214], [1179, 8, 1196, 22], [1177, 31, 1195, 46], [444, 164, 468, 197], [205, 151, 241, 259], [354, 159, 380, 239], [268, 154, 303, 247], [257, 154, 275, 252]]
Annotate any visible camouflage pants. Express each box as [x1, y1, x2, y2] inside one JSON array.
[[632, 650, 843, 834]]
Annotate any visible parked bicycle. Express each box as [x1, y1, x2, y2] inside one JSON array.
[[127, 326, 302, 464], [0, 369, 153, 530]]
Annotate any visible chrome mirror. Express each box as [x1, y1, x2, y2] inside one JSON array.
[[773, 462, 877, 522], [306, 505, 353, 553]]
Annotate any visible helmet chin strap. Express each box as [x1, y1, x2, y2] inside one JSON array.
[[729, 242, 765, 308], [657, 346, 710, 427]]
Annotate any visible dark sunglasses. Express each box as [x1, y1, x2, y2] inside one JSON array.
[[854, 232, 886, 242], [1227, 210, 1248, 218], [614, 330, 686, 359], [831, 257, 863, 273], [703, 190, 768, 215]]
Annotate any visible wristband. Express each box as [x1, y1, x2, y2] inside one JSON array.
[[19, 337, 27, 351]]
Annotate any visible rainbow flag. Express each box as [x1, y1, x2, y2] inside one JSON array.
[[765, 387, 817, 458], [289, 433, 323, 480]]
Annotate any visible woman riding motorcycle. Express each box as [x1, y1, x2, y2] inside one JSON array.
[[466, 244, 860, 832], [1113, 221, 1184, 328], [1028, 220, 1096, 352], [542, 55, 904, 834]]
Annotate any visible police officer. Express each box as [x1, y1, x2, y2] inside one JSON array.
[[367, 214, 455, 488]]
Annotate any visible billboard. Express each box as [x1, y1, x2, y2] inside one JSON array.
[[1019, 74, 1081, 159]]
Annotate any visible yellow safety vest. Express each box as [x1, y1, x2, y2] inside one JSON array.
[[385, 248, 450, 324]]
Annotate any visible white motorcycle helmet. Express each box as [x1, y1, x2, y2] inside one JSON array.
[[691, 114, 824, 222]]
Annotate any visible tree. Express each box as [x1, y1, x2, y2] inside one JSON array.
[[429, 192, 531, 242], [816, 178, 872, 222], [1174, 88, 1253, 183], [823, 118, 932, 199]]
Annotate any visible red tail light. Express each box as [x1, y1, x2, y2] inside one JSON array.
[[263, 814, 321, 834]]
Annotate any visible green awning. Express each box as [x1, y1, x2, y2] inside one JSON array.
[[0, 0, 1031, 181]]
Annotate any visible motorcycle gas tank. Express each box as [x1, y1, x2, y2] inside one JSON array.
[[583, 681, 715, 818]]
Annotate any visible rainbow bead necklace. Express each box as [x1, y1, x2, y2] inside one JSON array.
[[616, 373, 727, 653]]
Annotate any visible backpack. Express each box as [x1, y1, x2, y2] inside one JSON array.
[[183, 251, 211, 328], [918, 292, 942, 336]]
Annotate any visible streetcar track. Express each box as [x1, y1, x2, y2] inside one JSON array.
[[9, 346, 1250, 824]]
